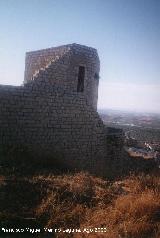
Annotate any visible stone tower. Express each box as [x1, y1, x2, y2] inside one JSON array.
[[24, 43, 100, 110], [0, 43, 112, 177]]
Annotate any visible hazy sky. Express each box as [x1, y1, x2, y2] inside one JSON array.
[[0, 0, 159, 113]]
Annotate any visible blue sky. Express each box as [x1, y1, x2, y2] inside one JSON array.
[[0, 0, 159, 113]]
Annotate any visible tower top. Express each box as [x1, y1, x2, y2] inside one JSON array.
[[24, 43, 100, 110]]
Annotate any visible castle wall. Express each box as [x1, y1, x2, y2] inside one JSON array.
[[0, 82, 108, 176], [24, 45, 70, 83], [0, 44, 115, 177], [24, 44, 99, 110]]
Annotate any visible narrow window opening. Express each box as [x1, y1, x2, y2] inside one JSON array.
[[77, 66, 85, 92], [94, 72, 99, 80]]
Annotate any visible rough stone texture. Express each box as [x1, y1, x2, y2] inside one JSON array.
[[0, 43, 123, 177], [24, 43, 99, 110]]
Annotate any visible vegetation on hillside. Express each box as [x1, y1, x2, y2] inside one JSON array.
[[0, 155, 160, 238]]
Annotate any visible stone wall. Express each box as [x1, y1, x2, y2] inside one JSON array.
[[24, 44, 70, 83], [0, 81, 108, 176], [0, 44, 130, 177], [24, 44, 100, 110]]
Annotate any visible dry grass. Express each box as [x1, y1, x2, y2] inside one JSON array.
[[31, 171, 160, 238], [78, 190, 160, 238], [0, 167, 160, 238]]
